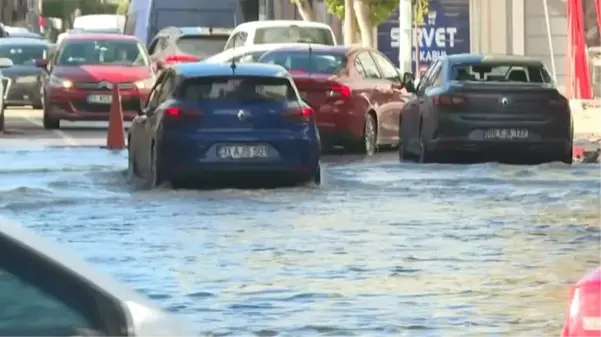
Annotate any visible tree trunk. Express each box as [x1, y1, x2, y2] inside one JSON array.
[[292, 0, 315, 21], [343, 0, 357, 44], [354, 0, 374, 47]]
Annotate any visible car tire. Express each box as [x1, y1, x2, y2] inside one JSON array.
[[42, 109, 60, 130], [0, 106, 5, 132], [418, 139, 436, 163], [559, 146, 573, 165], [126, 137, 137, 179], [148, 141, 166, 188], [362, 113, 377, 156], [312, 164, 321, 185]]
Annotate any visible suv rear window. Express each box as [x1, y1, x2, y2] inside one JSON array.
[[260, 52, 345, 74], [179, 76, 296, 102], [176, 35, 228, 60], [452, 63, 552, 83], [254, 27, 334, 45]]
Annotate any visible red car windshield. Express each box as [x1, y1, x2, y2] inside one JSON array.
[[259, 51, 345, 74], [56, 39, 149, 67]]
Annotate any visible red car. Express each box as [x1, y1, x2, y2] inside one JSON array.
[[562, 267, 601, 337], [258, 45, 412, 155], [36, 33, 154, 129]]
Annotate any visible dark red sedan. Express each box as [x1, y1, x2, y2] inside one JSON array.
[[258, 45, 412, 155]]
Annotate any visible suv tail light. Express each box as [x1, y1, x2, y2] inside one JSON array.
[[165, 107, 203, 118], [327, 84, 351, 98], [432, 94, 468, 108], [165, 54, 199, 63], [283, 106, 313, 123]]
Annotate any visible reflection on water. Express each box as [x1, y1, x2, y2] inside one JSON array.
[[1, 149, 599, 336]]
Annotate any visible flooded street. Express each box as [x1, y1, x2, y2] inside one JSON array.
[[0, 147, 599, 337]]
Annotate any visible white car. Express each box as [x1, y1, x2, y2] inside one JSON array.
[[0, 219, 196, 336], [204, 43, 321, 64], [223, 20, 337, 51]]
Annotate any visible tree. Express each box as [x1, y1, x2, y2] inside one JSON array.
[[116, 0, 129, 15], [325, 0, 399, 47], [289, 0, 315, 21], [324, 0, 357, 44]]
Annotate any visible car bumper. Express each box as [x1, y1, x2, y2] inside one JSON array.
[[5, 82, 39, 106], [160, 132, 320, 178], [425, 138, 572, 154], [46, 87, 150, 121]]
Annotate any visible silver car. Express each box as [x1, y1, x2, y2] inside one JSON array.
[[0, 219, 197, 336]]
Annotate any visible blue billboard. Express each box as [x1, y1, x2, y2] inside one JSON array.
[[377, 0, 470, 74]]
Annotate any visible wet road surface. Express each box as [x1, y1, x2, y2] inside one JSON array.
[[0, 144, 599, 337]]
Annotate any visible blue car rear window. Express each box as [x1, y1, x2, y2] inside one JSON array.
[[179, 76, 297, 103]]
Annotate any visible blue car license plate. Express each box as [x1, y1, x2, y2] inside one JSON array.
[[217, 145, 269, 159]]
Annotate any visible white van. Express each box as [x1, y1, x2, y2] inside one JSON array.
[[224, 20, 337, 50], [73, 14, 125, 31]]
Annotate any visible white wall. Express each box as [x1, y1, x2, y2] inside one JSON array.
[[523, 0, 567, 87], [470, 0, 568, 88]]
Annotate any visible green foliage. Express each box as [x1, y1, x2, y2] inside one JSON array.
[[41, 0, 115, 18], [116, 0, 129, 15], [324, 0, 399, 27]]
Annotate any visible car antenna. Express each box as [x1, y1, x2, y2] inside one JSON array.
[[230, 36, 237, 74], [307, 43, 312, 76]]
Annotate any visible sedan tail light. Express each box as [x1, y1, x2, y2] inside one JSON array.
[[432, 94, 468, 109], [327, 84, 351, 98], [164, 54, 200, 63], [165, 107, 203, 118], [548, 98, 569, 110], [283, 106, 313, 123]]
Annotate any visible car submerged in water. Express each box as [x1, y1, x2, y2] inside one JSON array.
[[127, 62, 321, 188], [399, 54, 573, 164]]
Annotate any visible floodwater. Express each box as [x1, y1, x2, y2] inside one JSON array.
[[0, 147, 599, 337]]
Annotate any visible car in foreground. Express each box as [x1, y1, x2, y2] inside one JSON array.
[[399, 54, 573, 164], [224, 20, 336, 50], [0, 219, 195, 336], [36, 33, 155, 129], [562, 267, 601, 337], [127, 62, 321, 188], [0, 37, 53, 109], [204, 43, 318, 65], [148, 26, 232, 72], [258, 44, 411, 155]]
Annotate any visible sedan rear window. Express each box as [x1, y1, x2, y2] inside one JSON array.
[[0, 45, 47, 65], [254, 27, 334, 45], [179, 76, 296, 103], [176, 36, 228, 60], [259, 52, 345, 74], [452, 63, 552, 83]]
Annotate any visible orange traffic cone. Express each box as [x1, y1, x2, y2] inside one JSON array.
[[106, 84, 126, 150]]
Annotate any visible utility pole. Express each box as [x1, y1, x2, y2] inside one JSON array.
[[398, 0, 413, 74]]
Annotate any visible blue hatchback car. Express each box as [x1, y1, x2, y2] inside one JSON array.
[[127, 62, 321, 188]]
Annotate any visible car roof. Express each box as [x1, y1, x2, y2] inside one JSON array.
[[0, 219, 156, 304], [234, 20, 331, 30], [175, 62, 290, 79], [446, 53, 544, 65], [205, 43, 320, 61], [156, 26, 233, 37], [263, 44, 350, 54], [6, 32, 42, 39], [64, 33, 137, 41], [0, 37, 50, 45]]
